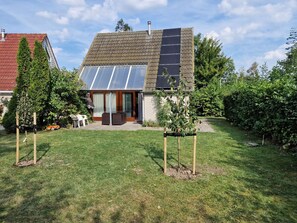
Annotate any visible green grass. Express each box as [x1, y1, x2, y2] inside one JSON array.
[[0, 118, 296, 222]]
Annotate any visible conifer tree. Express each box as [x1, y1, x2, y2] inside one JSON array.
[[29, 41, 50, 124]]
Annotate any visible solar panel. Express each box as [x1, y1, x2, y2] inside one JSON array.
[[160, 45, 180, 54], [163, 28, 181, 36], [156, 28, 182, 89], [159, 54, 180, 65], [158, 65, 180, 76], [162, 36, 181, 45], [156, 75, 180, 89]]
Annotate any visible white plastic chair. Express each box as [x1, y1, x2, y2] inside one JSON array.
[[76, 114, 88, 127]]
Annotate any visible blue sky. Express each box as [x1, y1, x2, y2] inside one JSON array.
[[1, 0, 297, 71]]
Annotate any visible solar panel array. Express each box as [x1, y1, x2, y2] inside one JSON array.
[[156, 28, 181, 89]]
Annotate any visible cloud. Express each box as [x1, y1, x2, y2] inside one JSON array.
[[218, 0, 255, 16], [67, 0, 117, 23], [207, 23, 261, 44], [53, 47, 63, 55], [36, 11, 69, 25], [264, 45, 286, 61], [218, 0, 297, 23], [99, 28, 111, 33], [117, 0, 167, 10], [127, 17, 141, 25], [51, 28, 70, 41], [56, 0, 85, 6]]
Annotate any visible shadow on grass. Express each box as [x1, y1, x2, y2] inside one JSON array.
[[0, 170, 71, 222], [142, 142, 188, 172], [91, 201, 162, 223], [18, 143, 51, 163], [207, 117, 297, 222]]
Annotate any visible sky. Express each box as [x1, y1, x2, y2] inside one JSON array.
[[1, 0, 297, 71]]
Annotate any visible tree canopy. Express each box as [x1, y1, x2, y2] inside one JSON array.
[[115, 18, 133, 32], [194, 33, 233, 89]]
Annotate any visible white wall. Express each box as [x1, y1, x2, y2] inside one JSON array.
[[143, 93, 158, 122]]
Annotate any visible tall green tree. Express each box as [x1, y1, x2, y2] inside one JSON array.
[[2, 37, 32, 132], [194, 34, 232, 89], [29, 41, 50, 124], [115, 18, 133, 32]]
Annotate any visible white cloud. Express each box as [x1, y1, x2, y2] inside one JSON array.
[[67, 0, 117, 23], [263, 3, 293, 23], [206, 31, 219, 40], [127, 17, 141, 25], [53, 47, 63, 55], [36, 11, 69, 25], [116, 0, 167, 10], [218, 0, 297, 23], [99, 28, 111, 33], [56, 0, 85, 6], [51, 28, 70, 41], [218, 0, 255, 16], [207, 22, 262, 44], [264, 45, 286, 61]]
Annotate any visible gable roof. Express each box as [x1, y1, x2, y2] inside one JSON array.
[[80, 28, 194, 92], [0, 33, 58, 91]]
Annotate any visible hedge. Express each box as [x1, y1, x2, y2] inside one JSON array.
[[224, 80, 297, 149]]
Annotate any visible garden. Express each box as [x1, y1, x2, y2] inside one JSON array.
[[0, 118, 296, 222]]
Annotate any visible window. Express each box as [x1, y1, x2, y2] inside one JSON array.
[[80, 66, 98, 89], [79, 65, 147, 90]]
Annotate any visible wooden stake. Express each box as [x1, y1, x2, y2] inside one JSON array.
[[163, 128, 167, 174], [33, 112, 37, 164], [193, 129, 197, 174], [177, 128, 181, 169], [16, 112, 19, 164]]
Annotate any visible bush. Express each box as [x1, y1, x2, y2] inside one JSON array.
[[224, 80, 297, 149]]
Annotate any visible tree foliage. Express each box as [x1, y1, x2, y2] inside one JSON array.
[[2, 37, 32, 132], [191, 34, 234, 116], [29, 41, 51, 124], [115, 18, 133, 32], [224, 34, 297, 149], [194, 33, 233, 89], [47, 68, 88, 126], [155, 70, 197, 135]]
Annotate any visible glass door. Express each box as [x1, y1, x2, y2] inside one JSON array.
[[122, 93, 132, 117], [93, 93, 104, 117]]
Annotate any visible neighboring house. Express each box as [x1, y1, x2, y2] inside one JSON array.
[[78, 23, 194, 123], [0, 29, 58, 116]]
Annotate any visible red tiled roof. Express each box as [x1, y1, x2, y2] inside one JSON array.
[[0, 33, 46, 91]]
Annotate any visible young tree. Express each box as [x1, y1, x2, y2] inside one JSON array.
[[29, 41, 50, 124], [155, 70, 197, 168], [2, 37, 32, 132], [115, 18, 133, 32]]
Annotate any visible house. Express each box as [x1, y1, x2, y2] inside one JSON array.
[[78, 22, 194, 123], [0, 29, 58, 113]]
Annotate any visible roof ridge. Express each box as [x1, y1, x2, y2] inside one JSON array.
[[97, 27, 193, 35]]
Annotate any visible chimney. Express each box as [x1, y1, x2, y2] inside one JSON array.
[[1, 28, 5, 41], [147, 21, 151, 36]]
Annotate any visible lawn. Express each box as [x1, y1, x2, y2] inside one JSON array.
[[0, 118, 296, 222]]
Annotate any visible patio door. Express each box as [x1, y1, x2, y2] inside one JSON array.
[[93, 93, 104, 117], [122, 93, 132, 117]]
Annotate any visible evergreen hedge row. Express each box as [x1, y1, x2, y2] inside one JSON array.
[[224, 80, 297, 149]]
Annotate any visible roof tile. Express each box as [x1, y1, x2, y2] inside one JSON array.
[[0, 33, 46, 91]]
